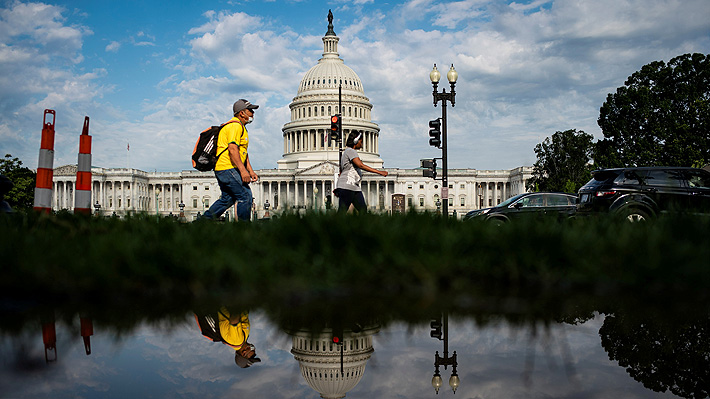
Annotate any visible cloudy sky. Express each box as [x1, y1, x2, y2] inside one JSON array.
[[1, 0, 709, 172]]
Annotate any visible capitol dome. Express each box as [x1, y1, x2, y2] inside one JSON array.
[[278, 11, 383, 171], [290, 325, 380, 399]]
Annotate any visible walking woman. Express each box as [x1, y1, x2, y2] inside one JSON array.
[[335, 131, 388, 213]]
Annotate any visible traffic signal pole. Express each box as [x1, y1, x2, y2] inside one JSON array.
[[441, 101, 449, 217], [430, 64, 458, 219], [339, 84, 343, 172]]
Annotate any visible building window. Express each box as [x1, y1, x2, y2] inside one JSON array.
[[193, 199, 198, 208], [408, 185, 412, 190], [460, 197, 465, 206], [193, 186, 197, 190], [407, 197, 413, 207], [205, 186, 209, 190], [449, 184, 453, 189], [460, 184, 465, 189], [419, 198, 424, 207], [419, 184, 424, 189]]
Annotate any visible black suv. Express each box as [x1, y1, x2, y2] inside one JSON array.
[[576, 167, 710, 221], [463, 192, 577, 224]]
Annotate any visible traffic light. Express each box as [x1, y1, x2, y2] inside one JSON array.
[[430, 319, 443, 340], [429, 118, 441, 148], [421, 158, 437, 179], [330, 114, 341, 142], [332, 327, 344, 345]]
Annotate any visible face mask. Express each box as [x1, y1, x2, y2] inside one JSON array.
[[244, 116, 254, 124]]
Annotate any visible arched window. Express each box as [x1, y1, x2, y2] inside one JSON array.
[[308, 108, 311, 117], [321, 106, 325, 116]]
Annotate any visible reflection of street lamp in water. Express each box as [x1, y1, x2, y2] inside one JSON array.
[[430, 314, 460, 394]]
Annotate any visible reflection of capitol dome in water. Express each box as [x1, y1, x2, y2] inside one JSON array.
[[290, 325, 380, 399], [278, 11, 383, 170]]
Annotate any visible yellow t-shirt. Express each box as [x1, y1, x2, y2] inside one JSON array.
[[215, 118, 248, 171], [218, 308, 250, 350]]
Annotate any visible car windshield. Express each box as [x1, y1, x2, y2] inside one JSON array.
[[498, 194, 526, 208]]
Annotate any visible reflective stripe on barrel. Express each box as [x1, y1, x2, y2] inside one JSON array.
[[34, 110, 55, 213], [74, 117, 92, 214]]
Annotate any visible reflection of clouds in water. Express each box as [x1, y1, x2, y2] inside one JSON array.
[[358, 315, 671, 399], [0, 313, 679, 398], [0, 326, 114, 398]]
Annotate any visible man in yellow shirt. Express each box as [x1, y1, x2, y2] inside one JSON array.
[[202, 99, 259, 221]]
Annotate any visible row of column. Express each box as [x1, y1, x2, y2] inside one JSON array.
[[292, 104, 371, 121], [256, 178, 392, 211], [284, 130, 378, 154]]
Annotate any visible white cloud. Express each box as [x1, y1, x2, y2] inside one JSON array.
[[105, 41, 121, 52], [1, 0, 709, 172]]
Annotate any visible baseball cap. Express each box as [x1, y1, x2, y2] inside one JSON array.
[[233, 99, 259, 115]]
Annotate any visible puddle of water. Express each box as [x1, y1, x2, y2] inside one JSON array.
[[0, 312, 685, 398]]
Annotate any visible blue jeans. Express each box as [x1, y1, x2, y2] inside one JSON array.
[[203, 168, 252, 221]]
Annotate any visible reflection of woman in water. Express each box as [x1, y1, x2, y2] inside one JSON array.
[[195, 308, 260, 368]]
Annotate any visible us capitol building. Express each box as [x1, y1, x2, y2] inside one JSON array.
[[50, 13, 532, 219]]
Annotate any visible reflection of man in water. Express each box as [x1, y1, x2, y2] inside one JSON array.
[[195, 308, 261, 368]]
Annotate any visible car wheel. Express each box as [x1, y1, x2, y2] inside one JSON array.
[[488, 217, 506, 226], [619, 208, 650, 222]]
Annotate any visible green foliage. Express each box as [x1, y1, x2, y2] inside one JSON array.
[[596, 53, 710, 168], [0, 154, 36, 211], [526, 129, 594, 193], [1, 212, 708, 331]]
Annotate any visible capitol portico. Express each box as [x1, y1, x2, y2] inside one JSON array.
[[50, 12, 532, 219]]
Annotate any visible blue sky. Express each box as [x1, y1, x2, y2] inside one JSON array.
[[1, 0, 709, 172]]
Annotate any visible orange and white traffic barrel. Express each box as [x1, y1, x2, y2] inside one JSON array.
[[34, 110, 55, 213], [74, 117, 92, 214]]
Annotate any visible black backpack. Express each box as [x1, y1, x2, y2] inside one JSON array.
[[191, 121, 239, 171], [194, 312, 223, 342]]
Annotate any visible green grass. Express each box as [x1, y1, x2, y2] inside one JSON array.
[[1, 211, 708, 332]]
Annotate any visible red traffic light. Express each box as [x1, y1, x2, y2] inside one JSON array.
[[331, 115, 339, 124], [332, 336, 340, 344]]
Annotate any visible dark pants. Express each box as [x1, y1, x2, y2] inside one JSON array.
[[337, 189, 367, 213], [203, 168, 252, 221]]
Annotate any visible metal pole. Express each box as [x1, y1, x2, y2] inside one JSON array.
[[338, 84, 343, 172], [443, 313, 449, 367], [441, 97, 448, 218]]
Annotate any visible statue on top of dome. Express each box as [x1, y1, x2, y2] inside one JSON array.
[[326, 9, 336, 36]]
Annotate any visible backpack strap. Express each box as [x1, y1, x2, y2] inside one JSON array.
[[215, 120, 242, 159]]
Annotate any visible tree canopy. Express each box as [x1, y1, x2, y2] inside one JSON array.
[[0, 154, 36, 211], [595, 53, 710, 168], [526, 129, 594, 193]]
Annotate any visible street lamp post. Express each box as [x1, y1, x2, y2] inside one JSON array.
[[178, 201, 185, 222], [93, 201, 101, 216], [430, 64, 458, 218], [431, 313, 460, 394]]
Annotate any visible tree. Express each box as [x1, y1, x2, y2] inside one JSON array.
[[526, 129, 594, 193], [600, 312, 710, 399], [596, 53, 710, 168], [0, 154, 36, 211]]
